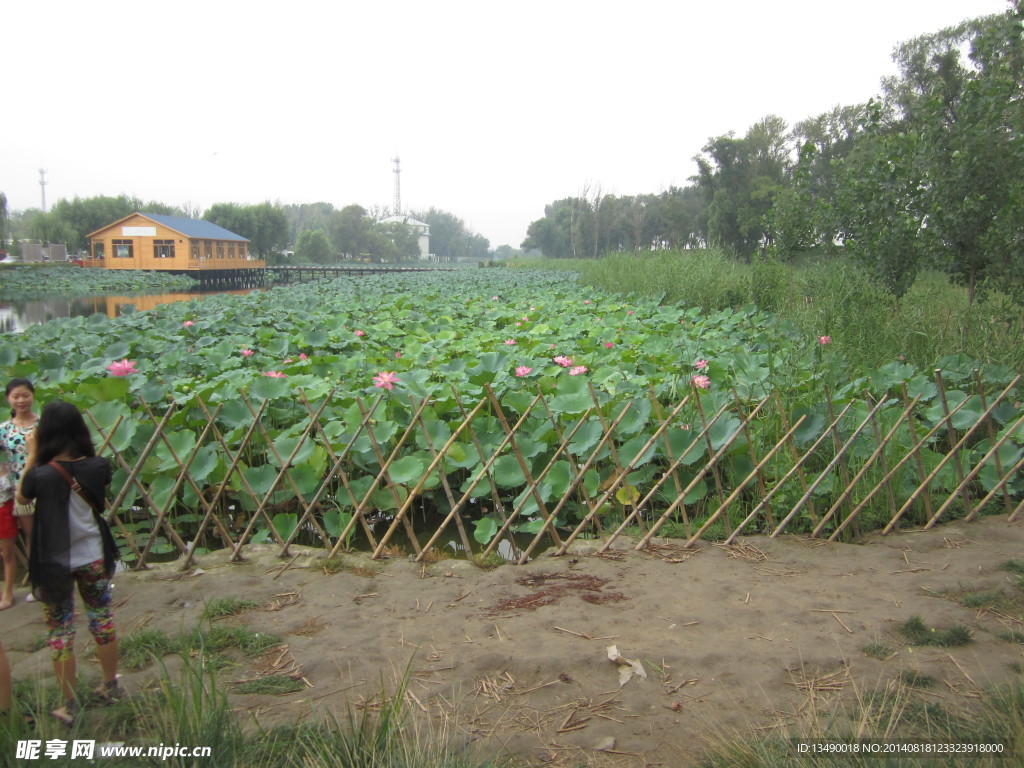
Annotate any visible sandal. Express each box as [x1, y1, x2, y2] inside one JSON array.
[[50, 699, 79, 725], [0, 598, 14, 611], [94, 678, 124, 701]]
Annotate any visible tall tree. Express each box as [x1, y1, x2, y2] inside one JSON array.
[[294, 229, 332, 263], [692, 115, 790, 260]]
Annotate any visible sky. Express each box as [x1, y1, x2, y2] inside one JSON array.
[[2, 0, 1011, 249]]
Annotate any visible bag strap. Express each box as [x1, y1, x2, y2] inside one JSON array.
[[48, 461, 103, 516]]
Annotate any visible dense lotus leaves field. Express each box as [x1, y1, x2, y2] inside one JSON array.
[[1, 269, 1021, 550], [0, 264, 196, 300]]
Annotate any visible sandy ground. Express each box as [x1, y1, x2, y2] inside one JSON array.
[[4, 515, 1024, 767]]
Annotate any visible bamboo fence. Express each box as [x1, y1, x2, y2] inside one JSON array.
[[86, 370, 1024, 570]]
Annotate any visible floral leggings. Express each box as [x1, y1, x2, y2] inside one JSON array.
[[42, 559, 117, 662]]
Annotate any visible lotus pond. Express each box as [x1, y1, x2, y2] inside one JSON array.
[[1, 269, 1021, 559]]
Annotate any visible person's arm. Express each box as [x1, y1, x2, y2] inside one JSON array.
[[16, 465, 35, 506]]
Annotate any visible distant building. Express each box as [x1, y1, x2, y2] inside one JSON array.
[[381, 214, 432, 261], [83, 213, 263, 278]]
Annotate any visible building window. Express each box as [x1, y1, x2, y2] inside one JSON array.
[[204, 241, 212, 258], [92, 242, 105, 259], [154, 239, 175, 258], [228, 242, 235, 259], [241, 243, 248, 259], [112, 239, 134, 258], [191, 240, 200, 258], [216, 242, 225, 258]]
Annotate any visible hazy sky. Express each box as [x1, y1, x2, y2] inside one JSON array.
[[3, 0, 1009, 248]]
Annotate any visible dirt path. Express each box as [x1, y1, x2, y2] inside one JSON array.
[[5, 516, 1024, 766]]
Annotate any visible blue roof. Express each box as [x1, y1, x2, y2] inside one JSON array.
[[142, 213, 249, 241]]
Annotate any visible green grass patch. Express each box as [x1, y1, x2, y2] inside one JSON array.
[[120, 628, 180, 671], [860, 641, 894, 660], [1000, 559, 1024, 575], [1000, 630, 1024, 644], [898, 669, 936, 688], [233, 674, 306, 695], [896, 615, 973, 647], [200, 596, 260, 620], [945, 585, 1024, 619]]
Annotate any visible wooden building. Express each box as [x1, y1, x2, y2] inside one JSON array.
[[83, 213, 264, 285]]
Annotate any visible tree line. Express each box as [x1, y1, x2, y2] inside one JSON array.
[[2, 197, 492, 265], [523, 3, 1023, 304]]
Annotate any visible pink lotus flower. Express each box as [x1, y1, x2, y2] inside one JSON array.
[[241, 349, 254, 357], [583, 300, 591, 305], [627, 310, 634, 315], [818, 335, 831, 345], [504, 339, 517, 345], [299, 353, 308, 361], [354, 330, 366, 337], [492, 296, 499, 301], [515, 366, 533, 377], [679, 423, 691, 431], [395, 351, 402, 359], [549, 344, 556, 349], [521, 317, 529, 322], [695, 359, 709, 370], [568, 366, 588, 376], [182, 320, 194, 327], [553, 355, 573, 367], [107, 359, 138, 377], [604, 342, 614, 349], [692, 374, 710, 389], [263, 371, 286, 378], [373, 371, 399, 390], [283, 358, 293, 364]]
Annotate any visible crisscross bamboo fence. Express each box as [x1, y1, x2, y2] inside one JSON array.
[[87, 369, 1024, 570]]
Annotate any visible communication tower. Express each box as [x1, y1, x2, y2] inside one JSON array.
[[39, 168, 48, 212], [392, 156, 401, 215]]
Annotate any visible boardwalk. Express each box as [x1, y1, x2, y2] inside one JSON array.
[[267, 265, 456, 283]]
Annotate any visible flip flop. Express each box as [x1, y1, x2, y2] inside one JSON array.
[[0, 598, 14, 611], [50, 700, 79, 726]]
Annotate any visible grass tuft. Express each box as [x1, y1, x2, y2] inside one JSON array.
[[896, 615, 973, 647], [201, 596, 260, 620]]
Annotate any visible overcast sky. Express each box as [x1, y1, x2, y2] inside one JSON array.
[[3, 0, 1009, 248]]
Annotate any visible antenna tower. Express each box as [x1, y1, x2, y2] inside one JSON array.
[[39, 168, 48, 212], [392, 156, 401, 215]]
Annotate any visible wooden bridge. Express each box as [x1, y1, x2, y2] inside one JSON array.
[[266, 265, 456, 283]]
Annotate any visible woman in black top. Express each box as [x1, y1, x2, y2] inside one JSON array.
[[18, 401, 120, 724]]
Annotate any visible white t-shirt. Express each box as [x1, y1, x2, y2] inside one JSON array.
[[67, 493, 103, 569]]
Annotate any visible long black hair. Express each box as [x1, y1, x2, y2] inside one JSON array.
[[33, 401, 96, 466], [5, 377, 34, 419]]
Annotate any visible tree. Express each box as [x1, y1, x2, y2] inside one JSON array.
[[203, 203, 256, 241], [884, 7, 1024, 303], [327, 205, 373, 258], [294, 229, 332, 263], [692, 115, 790, 260], [250, 202, 289, 260], [414, 208, 490, 261]]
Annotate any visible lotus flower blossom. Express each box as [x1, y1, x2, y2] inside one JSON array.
[[818, 335, 831, 345], [492, 296, 499, 301], [515, 366, 533, 377], [107, 359, 138, 377], [553, 355, 573, 367], [373, 371, 399, 390], [692, 374, 710, 389], [695, 359, 709, 370], [395, 351, 402, 359], [182, 320, 195, 327], [604, 342, 614, 349], [283, 358, 293, 364], [627, 310, 634, 315], [263, 371, 286, 378], [241, 349, 254, 357], [583, 300, 591, 305], [354, 330, 366, 337], [504, 339, 517, 346], [568, 366, 588, 376]]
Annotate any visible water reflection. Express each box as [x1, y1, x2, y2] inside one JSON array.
[[0, 288, 261, 333]]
